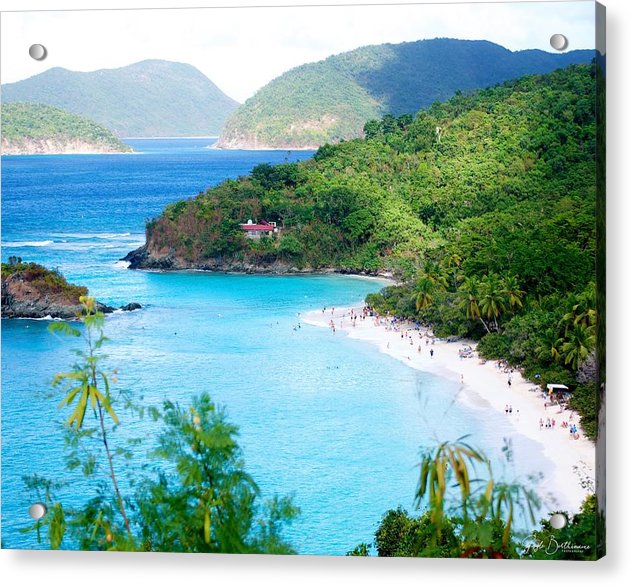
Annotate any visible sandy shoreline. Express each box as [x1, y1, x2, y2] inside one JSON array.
[[302, 305, 595, 515]]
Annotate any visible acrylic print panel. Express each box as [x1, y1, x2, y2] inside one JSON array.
[[0, 1, 605, 559]]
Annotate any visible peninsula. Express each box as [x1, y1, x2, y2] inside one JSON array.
[[1, 259, 141, 319], [1, 103, 132, 155]]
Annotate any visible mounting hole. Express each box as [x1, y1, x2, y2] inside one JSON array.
[[549, 512, 568, 529], [550, 34, 569, 51], [28, 502, 47, 520], [29, 44, 48, 61]]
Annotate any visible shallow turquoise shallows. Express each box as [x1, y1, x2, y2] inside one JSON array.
[[1, 139, 549, 553]]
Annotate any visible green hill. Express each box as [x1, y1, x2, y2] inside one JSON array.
[[217, 38, 593, 149], [1, 103, 132, 154], [2, 60, 239, 137], [127, 61, 601, 438]]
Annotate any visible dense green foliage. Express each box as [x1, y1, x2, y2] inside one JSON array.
[[218, 38, 592, 148], [146, 63, 599, 437], [374, 508, 461, 557], [1, 257, 88, 301], [23, 300, 298, 553], [2, 60, 239, 137], [1, 103, 131, 152]]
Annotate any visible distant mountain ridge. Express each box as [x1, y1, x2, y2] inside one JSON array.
[[1, 103, 132, 155], [217, 38, 594, 149], [2, 60, 239, 137]]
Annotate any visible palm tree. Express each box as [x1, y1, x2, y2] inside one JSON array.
[[535, 329, 562, 364], [415, 277, 435, 312], [560, 284, 596, 332], [560, 324, 594, 370], [445, 253, 463, 289], [459, 275, 489, 333], [501, 275, 525, 312], [423, 260, 449, 289], [479, 273, 507, 332]]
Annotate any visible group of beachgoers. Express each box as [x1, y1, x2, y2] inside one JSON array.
[[316, 303, 586, 443], [540, 401, 581, 439], [323, 305, 373, 334]]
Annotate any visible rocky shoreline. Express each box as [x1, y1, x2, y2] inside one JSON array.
[[1, 262, 141, 320], [122, 244, 391, 278], [1, 137, 132, 156], [1, 298, 142, 320]]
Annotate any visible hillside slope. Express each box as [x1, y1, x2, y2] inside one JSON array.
[[1, 103, 132, 155], [2, 60, 239, 137], [217, 38, 593, 149]]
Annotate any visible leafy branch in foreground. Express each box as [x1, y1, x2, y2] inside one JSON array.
[[23, 298, 298, 553], [348, 437, 543, 559], [415, 437, 540, 558], [49, 295, 131, 539]]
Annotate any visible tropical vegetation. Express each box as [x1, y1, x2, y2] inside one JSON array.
[[1, 257, 88, 301]]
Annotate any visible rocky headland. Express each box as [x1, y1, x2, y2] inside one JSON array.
[[1, 261, 141, 319]]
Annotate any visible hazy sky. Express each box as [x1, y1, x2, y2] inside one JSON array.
[[1, 1, 596, 102]]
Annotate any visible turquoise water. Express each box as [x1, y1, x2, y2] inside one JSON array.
[[1, 139, 549, 553]]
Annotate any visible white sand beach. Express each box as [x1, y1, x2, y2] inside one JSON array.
[[303, 305, 595, 515]]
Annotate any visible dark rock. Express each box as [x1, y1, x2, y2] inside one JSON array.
[[120, 302, 142, 312], [123, 245, 178, 270], [122, 245, 149, 269], [577, 351, 597, 384], [96, 301, 115, 314]]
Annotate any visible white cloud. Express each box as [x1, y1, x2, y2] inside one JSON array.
[[1, 1, 595, 102]]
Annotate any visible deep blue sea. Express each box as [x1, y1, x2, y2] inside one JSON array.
[[1, 138, 550, 554]]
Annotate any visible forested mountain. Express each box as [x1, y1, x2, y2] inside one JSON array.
[[217, 38, 593, 149], [1, 103, 132, 154], [2, 60, 239, 137], [127, 63, 600, 436]]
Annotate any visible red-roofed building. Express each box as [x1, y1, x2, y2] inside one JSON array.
[[240, 220, 280, 239]]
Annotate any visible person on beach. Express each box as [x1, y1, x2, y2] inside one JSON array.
[[461, 374, 464, 384], [430, 348, 434, 358], [418, 345, 422, 353], [509, 405, 513, 414], [539, 418, 544, 430], [505, 404, 509, 415]]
